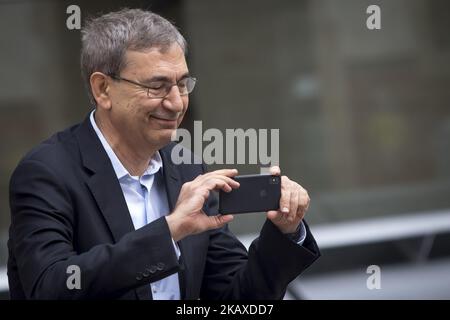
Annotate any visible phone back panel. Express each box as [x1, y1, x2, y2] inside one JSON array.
[[219, 174, 281, 214]]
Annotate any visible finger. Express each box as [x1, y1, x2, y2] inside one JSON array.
[[209, 176, 240, 190], [195, 174, 240, 190], [203, 178, 234, 193], [269, 166, 281, 176], [198, 171, 239, 187], [195, 212, 234, 234], [205, 168, 239, 178], [303, 189, 310, 212], [213, 175, 240, 188], [289, 189, 300, 222], [297, 190, 309, 218], [279, 179, 291, 214], [208, 214, 234, 229], [267, 210, 282, 222], [208, 176, 241, 192], [191, 169, 237, 187]]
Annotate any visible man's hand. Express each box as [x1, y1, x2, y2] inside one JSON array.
[[266, 166, 310, 234], [166, 169, 240, 241]]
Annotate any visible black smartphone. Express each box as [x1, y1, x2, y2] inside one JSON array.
[[218, 174, 281, 214]]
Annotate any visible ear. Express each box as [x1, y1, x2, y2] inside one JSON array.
[[90, 72, 112, 110]]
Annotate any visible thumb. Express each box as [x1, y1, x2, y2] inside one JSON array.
[[206, 214, 234, 229], [266, 210, 280, 221]]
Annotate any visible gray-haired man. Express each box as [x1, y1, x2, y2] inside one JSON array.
[[8, 8, 320, 299]]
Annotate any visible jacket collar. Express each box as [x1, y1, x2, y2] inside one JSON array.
[[74, 114, 183, 237]]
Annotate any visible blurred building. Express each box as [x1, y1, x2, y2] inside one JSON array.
[[0, 0, 449, 299]]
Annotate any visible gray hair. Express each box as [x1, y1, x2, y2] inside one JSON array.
[[81, 8, 187, 105]]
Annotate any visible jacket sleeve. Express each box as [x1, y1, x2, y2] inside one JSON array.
[[9, 159, 180, 299], [199, 167, 321, 300]]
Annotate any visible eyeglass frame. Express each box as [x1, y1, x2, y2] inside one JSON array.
[[107, 73, 197, 99]]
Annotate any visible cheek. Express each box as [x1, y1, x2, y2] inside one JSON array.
[[133, 99, 160, 122], [179, 98, 189, 119], [177, 112, 186, 127], [116, 101, 150, 135]]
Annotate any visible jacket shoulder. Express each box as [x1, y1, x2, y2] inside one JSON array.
[[13, 123, 81, 176]]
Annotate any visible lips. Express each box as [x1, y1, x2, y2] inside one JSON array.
[[150, 115, 178, 128], [151, 115, 177, 122]]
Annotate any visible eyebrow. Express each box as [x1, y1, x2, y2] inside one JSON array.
[[141, 72, 190, 83]]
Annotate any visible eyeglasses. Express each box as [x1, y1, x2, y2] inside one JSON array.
[[108, 74, 197, 99]]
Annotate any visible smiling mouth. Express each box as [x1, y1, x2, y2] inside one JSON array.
[[151, 115, 178, 122], [150, 115, 179, 128]]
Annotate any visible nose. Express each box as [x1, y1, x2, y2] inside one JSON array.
[[162, 85, 185, 113]]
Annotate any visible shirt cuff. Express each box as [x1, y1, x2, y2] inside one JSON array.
[[172, 238, 181, 258], [285, 221, 307, 246]]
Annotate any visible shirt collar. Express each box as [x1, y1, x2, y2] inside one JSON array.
[[89, 110, 163, 180]]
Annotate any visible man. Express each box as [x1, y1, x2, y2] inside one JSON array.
[[8, 8, 319, 300]]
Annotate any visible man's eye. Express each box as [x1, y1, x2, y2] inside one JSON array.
[[178, 80, 188, 88], [148, 82, 165, 90]]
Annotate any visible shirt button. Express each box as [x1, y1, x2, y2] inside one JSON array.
[[147, 266, 157, 274], [156, 262, 165, 271]]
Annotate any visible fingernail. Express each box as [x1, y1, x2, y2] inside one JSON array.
[[282, 207, 289, 213]]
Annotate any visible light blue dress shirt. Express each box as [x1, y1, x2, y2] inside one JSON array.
[[90, 111, 180, 299]]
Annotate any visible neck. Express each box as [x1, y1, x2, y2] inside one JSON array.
[[94, 112, 157, 176]]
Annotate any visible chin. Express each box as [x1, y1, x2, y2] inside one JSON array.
[[149, 129, 176, 149]]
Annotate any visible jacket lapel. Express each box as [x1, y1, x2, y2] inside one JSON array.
[[160, 146, 190, 299], [159, 145, 182, 211], [75, 115, 151, 300], [75, 115, 135, 242]]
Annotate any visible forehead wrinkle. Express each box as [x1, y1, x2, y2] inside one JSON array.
[[122, 49, 188, 80]]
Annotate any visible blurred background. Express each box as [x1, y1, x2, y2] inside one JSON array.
[[0, 0, 449, 299]]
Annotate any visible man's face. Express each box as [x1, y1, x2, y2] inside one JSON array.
[[107, 44, 189, 151]]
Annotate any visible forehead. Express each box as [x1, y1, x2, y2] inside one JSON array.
[[122, 44, 188, 78]]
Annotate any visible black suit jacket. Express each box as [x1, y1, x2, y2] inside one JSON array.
[[8, 115, 320, 300]]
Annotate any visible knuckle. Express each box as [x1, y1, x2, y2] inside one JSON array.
[[181, 182, 190, 191]]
